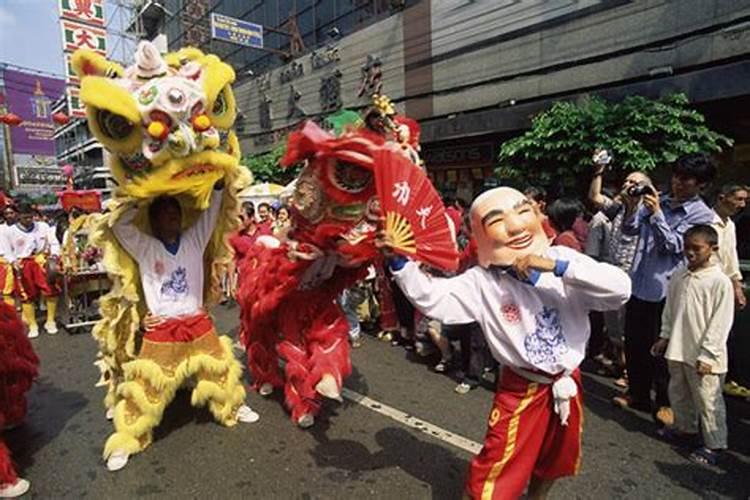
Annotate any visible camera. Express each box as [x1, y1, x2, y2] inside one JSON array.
[[593, 149, 613, 167], [627, 183, 655, 197]]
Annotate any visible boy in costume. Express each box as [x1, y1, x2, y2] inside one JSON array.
[[0, 203, 18, 306], [71, 41, 257, 470], [386, 187, 631, 499], [0, 302, 38, 497], [3, 202, 60, 338]]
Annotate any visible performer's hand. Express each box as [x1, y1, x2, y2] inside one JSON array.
[[374, 219, 394, 257], [142, 313, 166, 330], [696, 360, 712, 376], [511, 254, 555, 280], [650, 338, 668, 357]]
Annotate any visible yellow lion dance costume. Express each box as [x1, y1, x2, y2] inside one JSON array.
[[73, 41, 255, 470]]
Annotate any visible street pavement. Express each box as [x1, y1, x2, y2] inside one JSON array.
[[8, 303, 750, 499]]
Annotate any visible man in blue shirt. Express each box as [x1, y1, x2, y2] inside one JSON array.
[[613, 153, 716, 425]]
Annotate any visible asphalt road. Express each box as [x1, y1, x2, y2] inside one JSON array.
[[8, 303, 750, 499]]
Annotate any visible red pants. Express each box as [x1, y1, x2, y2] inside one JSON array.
[[15, 256, 58, 302], [465, 368, 583, 500]]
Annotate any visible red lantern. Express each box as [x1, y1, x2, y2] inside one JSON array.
[[1, 113, 23, 127], [53, 112, 70, 125]]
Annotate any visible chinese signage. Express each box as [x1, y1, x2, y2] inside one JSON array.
[[59, 0, 105, 26], [211, 13, 263, 49], [3, 69, 66, 155], [58, 0, 107, 118], [61, 19, 107, 55]]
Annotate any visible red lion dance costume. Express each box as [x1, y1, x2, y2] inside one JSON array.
[[0, 302, 38, 497], [238, 122, 384, 427]]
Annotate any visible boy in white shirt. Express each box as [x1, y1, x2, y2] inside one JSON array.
[[386, 187, 631, 499], [652, 224, 734, 466], [103, 182, 259, 472], [4, 202, 61, 338]]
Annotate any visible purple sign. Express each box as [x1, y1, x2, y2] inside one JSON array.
[[3, 69, 66, 155]]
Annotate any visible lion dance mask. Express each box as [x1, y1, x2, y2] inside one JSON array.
[[237, 121, 388, 427], [73, 41, 251, 462]]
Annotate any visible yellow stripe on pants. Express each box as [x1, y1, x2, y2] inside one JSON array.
[[481, 383, 539, 500]]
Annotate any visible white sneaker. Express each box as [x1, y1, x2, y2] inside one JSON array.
[[0, 478, 30, 498], [259, 383, 273, 396], [315, 374, 342, 402], [105, 408, 114, 420], [297, 413, 314, 429], [106, 450, 130, 471], [27, 327, 39, 339], [236, 404, 260, 423], [44, 322, 59, 335]]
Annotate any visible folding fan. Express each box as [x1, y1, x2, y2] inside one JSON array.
[[374, 149, 459, 272]]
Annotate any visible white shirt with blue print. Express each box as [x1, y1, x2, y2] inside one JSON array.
[[393, 246, 632, 375], [113, 189, 222, 318]]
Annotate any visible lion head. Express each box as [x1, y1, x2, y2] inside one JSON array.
[[72, 41, 242, 208]]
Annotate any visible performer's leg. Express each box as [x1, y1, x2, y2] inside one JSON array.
[[0, 262, 15, 307], [308, 309, 351, 402], [44, 297, 58, 334], [277, 339, 319, 426], [20, 303, 38, 338], [532, 371, 584, 489], [246, 324, 283, 394], [0, 439, 18, 488], [189, 334, 254, 425], [103, 356, 183, 467], [465, 369, 551, 500]]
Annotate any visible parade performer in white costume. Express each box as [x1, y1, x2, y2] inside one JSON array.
[[70, 41, 258, 471], [386, 187, 631, 499]]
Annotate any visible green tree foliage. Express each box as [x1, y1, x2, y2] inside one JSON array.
[[240, 142, 301, 185], [496, 94, 733, 194]]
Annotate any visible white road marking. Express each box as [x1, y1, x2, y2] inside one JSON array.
[[341, 387, 483, 455]]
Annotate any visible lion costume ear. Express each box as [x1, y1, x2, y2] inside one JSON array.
[[72, 49, 141, 155], [71, 49, 124, 79]]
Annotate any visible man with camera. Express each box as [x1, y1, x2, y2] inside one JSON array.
[[588, 151, 654, 384], [614, 153, 716, 424]]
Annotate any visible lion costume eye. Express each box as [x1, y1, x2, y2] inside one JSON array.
[[212, 90, 227, 115], [97, 109, 135, 140], [330, 161, 372, 193]]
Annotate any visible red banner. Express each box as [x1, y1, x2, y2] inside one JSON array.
[[58, 190, 102, 212]]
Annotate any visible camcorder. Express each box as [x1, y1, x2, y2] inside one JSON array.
[[627, 183, 655, 197]]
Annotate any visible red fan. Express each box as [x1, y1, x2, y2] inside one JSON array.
[[374, 148, 459, 271]]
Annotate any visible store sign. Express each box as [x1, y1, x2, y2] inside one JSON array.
[[59, 0, 105, 27], [423, 142, 495, 168], [3, 70, 66, 155], [16, 166, 67, 187], [211, 13, 263, 49], [61, 19, 107, 54]]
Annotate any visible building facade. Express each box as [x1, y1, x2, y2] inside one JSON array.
[[132, 1, 750, 219]]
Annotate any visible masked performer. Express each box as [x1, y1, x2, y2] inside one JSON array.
[[4, 203, 60, 338], [387, 187, 631, 499], [71, 41, 257, 471], [0, 302, 38, 497]]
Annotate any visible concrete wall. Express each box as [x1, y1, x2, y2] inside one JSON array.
[[236, 13, 406, 155], [235, 0, 750, 153], [429, 0, 750, 118]]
